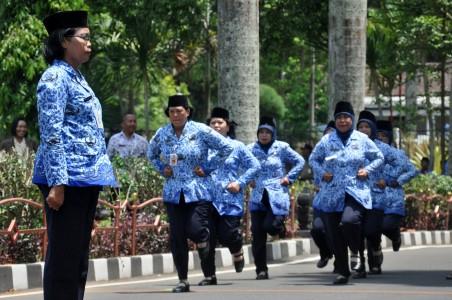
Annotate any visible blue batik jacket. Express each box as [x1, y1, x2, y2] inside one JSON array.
[[383, 148, 417, 216], [309, 130, 383, 212], [248, 140, 304, 216], [147, 120, 233, 204], [32, 60, 116, 187], [208, 138, 261, 216]]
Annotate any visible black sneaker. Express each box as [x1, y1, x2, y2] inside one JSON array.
[[316, 256, 329, 268], [392, 237, 401, 252], [256, 271, 269, 280], [172, 281, 190, 293], [198, 276, 217, 286], [333, 275, 349, 285], [369, 266, 382, 275]]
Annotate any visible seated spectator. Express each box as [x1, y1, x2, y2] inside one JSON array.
[[0, 118, 37, 158], [107, 113, 148, 158]]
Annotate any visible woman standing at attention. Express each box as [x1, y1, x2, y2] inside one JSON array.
[[32, 11, 116, 300]]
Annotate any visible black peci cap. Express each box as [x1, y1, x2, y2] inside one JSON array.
[[334, 101, 354, 118], [43, 11, 88, 34], [210, 107, 230, 120], [357, 110, 376, 125]]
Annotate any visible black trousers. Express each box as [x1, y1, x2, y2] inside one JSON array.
[[201, 209, 242, 277], [39, 185, 100, 300], [251, 190, 285, 274], [362, 209, 384, 267], [165, 194, 211, 280], [382, 213, 403, 242], [322, 193, 366, 277], [310, 208, 333, 259]]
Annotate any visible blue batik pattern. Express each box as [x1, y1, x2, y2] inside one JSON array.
[[383, 148, 417, 216], [309, 130, 383, 212], [32, 60, 116, 187], [208, 138, 261, 217], [248, 141, 304, 216], [147, 120, 233, 204], [368, 140, 403, 210]]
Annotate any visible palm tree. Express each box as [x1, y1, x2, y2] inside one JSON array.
[[217, 0, 259, 144]]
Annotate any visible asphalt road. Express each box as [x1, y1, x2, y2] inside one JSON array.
[[2, 245, 452, 300]]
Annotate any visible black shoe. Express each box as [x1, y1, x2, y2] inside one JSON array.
[[392, 237, 401, 252], [317, 256, 329, 268], [352, 269, 367, 279], [198, 276, 217, 286], [234, 258, 245, 273], [233, 250, 245, 273], [197, 241, 210, 261], [172, 281, 190, 293], [369, 266, 382, 275], [446, 273, 452, 280], [333, 275, 349, 285], [256, 271, 269, 280]]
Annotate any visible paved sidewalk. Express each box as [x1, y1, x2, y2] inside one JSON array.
[[1, 230, 451, 293]]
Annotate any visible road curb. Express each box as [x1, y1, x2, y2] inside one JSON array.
[[1, 230, 451, 293]]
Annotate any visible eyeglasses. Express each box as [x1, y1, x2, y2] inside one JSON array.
[[66, 34, 91, 41]]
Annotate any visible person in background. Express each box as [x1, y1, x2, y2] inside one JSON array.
[[32, 11, 116, 300], [375, 120, 417, 274], [107, 113, 148, 159], [309, 101, 383, 285], [0, 118, 37, 158], [419, 157, 432, 175], [248, 116, 304, 280], [299, 143, 314, 181], [197, 107, 260, 286], [310, 120, 337, 270], [147, 95, 233, 293], [354, 111, 404, 278]]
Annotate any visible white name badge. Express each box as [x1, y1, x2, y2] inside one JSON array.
[[325, 154, 338, 161], [170, 153, 178, 166], [93, 106, 104, 129]]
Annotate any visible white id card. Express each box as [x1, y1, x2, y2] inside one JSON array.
[[170, 153, 178, 166], [93, 105, 104, 129], [325, 154, 338, 161]]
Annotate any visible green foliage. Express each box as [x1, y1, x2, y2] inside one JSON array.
[[405, 174, 452, 196], [259, 84, 286, 120], [102, 156, 164, 203]]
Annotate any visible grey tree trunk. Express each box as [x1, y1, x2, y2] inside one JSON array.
[[423, 69, 435, 170], [449, 77, 452, 176], [218, 0, 259, 145], [309, 48, 316, 140], [328, 0, 367, 117]]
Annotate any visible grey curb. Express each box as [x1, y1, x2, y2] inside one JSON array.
[[1, 230, 451, 293]]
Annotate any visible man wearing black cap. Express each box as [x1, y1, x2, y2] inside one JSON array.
[[309, 101, 384, 284], [33, 10, 116, 300], [148, 95, 233, 292]]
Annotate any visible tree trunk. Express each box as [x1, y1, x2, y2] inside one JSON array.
[[405, 71, 418, 134], [449, 75, 452, 176], [218, 0, 259, 145], [309, 47, 316, 140], [423, 68, 435, 171], [328, 0, 367, 117], [370, 68, 382, 117]]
